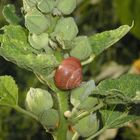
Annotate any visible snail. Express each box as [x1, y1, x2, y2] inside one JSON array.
[[54, 57, 82, 90]]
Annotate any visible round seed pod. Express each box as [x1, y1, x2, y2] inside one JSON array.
[[54, 57, 82, 90], [57, 0, 76, 15], [25, 8, 50, 34], [37, 0, 56, 13], [52, 17, 78, 41], [70, 36, 92, 61]]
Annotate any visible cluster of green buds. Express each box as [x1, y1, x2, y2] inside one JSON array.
[[22, 0, 99, 138], [26, 88, 59, 130], [23, 0, 92, 61]]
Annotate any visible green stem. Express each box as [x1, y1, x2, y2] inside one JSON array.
[[52, 135, 57, 140], [13, 105, 38, 120], [56, 91, 69, 140], [71, 101, 104, 124], [81, 54, 95, 66], [72, 132, 80, 140], [86, 126, 108, 140], [0, 35, 3, 42]]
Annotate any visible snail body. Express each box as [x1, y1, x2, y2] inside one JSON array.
[[54, 57, 82, 90]]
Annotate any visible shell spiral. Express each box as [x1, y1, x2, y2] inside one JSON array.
[[54, 57, 82, 90]]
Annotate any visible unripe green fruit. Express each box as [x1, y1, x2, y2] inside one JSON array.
[[26, 88, 53, 116], [25, 8, 50, 34], [52, 17, 78, 41], [70, 36, 92, 61], [57, 0, 76, 15], [37, 0, 55, 13], [39, 109, 59, 129], [28, 33, 49, 50], [74, 113, 99, 137]]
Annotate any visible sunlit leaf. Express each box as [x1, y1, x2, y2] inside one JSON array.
[[0, 76, 18, 106], [89, 25, 132, 57], [0, 25, 59, 75]]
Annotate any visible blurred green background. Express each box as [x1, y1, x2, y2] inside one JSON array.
[[0, 0, 140, 140]]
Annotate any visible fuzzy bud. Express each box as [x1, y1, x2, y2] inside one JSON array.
[[25, 8, 50, 34], [26, 88, 53, 116]]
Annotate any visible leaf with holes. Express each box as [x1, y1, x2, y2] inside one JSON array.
[[0, 25, 59, 75], [89, 25, 132, 57]]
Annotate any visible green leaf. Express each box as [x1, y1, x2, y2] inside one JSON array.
[[0, 76, 18, 106], [2, 4, 21, 24], [91, 74, 140, 104], [114, 0, 140, 39], [89, 25, 132, 57], [100, 109, 140, 128], [0, 25, 59, 75], [0, 25, 34, 54]]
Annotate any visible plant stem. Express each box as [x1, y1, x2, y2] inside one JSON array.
[[71, 101, 104, 124], [56, 91, 69, 140], [13, 105, 38, 120], [72, 132, 80, 140], [81, 54, 95, 66], [86, 126, 108, 140], [52, 135, 57, 140], [0, 35, 3, 42]]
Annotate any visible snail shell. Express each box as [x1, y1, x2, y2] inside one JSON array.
[[54, 57, 82, 90]]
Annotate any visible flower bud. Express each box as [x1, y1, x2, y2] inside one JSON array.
[[23, 0, 36, 12], [73, 113, 99, 137], [70, 36, 92, 61], [39, 109, 59, 129], [71, 80, 97, 110], [64, 111, 72, 118], [25, 8, 50, 34], [26, 88, 53, 116], [52, 17, 78, 41], [57, 0, 76, 15], [28, 33, 49, 50], [37, 0, 56, 13]]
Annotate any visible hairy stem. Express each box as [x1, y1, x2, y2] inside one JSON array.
[[81, 54, 95, 66], [86, 126, 108, 140], [56, 90, 69, 140], [72, 132, 80, 140], [13, 105, 38, 120], [71, 101, 104, 124]]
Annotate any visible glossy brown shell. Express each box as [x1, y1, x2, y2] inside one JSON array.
[[54, 57, 82, 90]]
